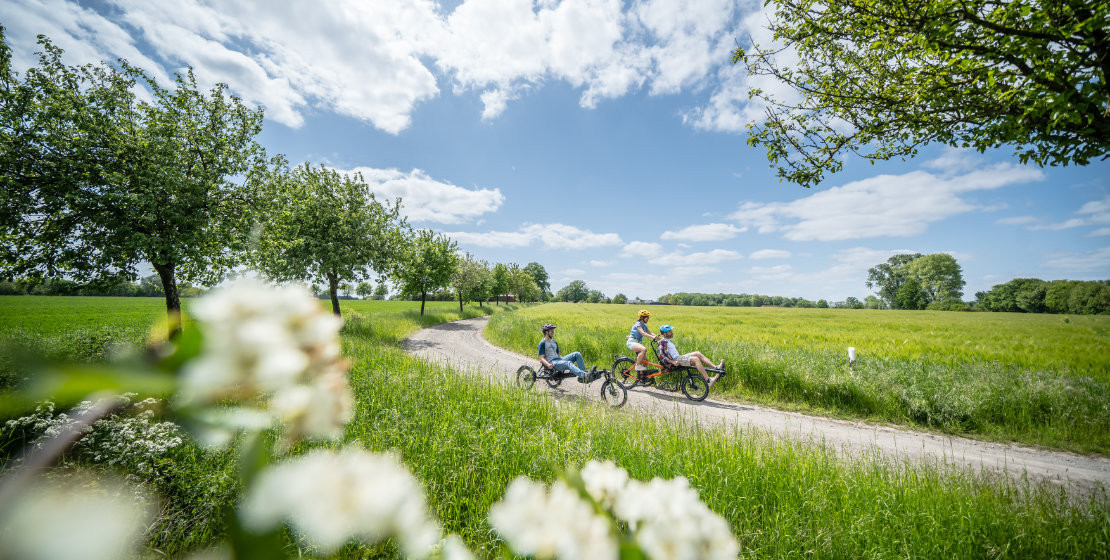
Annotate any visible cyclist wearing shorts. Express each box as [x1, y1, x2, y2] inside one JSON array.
[[626, 310, 660, 372], [658, 324, 724, 387], [539, 323, 598, 383]]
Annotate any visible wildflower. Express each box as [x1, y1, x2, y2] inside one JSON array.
[[239, 447, 441, 557], [615, 476, 738, 560], [489, 477, 617, 560], [580, 460, 629, 511], [0, 475, 152, 560]]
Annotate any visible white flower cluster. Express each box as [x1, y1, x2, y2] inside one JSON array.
[[179, 279, 353, 447], [239, 447, 443, 557], [0, 474, 153, 560], [489, 460, 739, 560], [489, 477, 617, 560], [3, 396, 183, 478]]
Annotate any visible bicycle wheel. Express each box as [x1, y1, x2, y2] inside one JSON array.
[[515, 365, 537, 389], [545, 370, 563, 388], [611, 357, 639, 389], [681, 374, 709, 401], [600, 379, 628, 408]]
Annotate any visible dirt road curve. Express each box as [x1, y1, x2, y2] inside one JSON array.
[[403, 316, 1110, 498]]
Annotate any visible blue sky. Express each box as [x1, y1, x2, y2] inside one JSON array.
[[3, 0, 1107, 301]]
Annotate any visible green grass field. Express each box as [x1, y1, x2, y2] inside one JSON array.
[[485, 303, 1110, 454], [3, 296, 1109, 558]]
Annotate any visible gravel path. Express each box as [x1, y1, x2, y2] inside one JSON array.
[[403, 316, 1110, 499]]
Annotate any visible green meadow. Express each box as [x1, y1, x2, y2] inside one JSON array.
[[485, 303, 1110, 454], [1, 296, 1108, 558]]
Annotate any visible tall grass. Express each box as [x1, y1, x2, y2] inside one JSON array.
[[485, 303, 1110, 454]]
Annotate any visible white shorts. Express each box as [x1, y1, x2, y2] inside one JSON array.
[[625, 337, 643, 351], [674, 354, 694, 367]]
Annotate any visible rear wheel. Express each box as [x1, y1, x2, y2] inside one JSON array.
[[681, 374, 709, 401], [545, 369, 563, 388], [515, 365, 536, 389], [600, 379, 627, 408], [611, 357, 639, 389]]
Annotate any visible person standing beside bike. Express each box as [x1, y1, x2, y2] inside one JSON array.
[[539, 323, 598, 383], [626, 310, 660, 373]]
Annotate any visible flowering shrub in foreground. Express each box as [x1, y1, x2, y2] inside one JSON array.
[[0, 281, 739, 559]]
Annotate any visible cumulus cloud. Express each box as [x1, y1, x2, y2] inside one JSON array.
[[1043, 247, 1110, 276], [660, 223, 745, 241], [2, 0, 752, 131], [729, 162, 1044, 241], [749, 249, 790, 259], [344, 167, 503, 224], [620, 241, 664, 258], [649, 249, 741, 266], [444, 223, 622, 249]]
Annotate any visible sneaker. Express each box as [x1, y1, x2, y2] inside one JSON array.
[[577, 374, 589, 384], [589, 367, 603, 382], [708, 374, 720, 387], [634, 363, 646, 371], [716, 359, 725, 370]]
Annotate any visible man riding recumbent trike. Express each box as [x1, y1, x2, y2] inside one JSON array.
[[611, 324, 726, 402], [515, 323, 627, 408]]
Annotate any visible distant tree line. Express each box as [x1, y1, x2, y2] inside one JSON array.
[[976, 279, 1110, 315], [0, 275, 203, 297]]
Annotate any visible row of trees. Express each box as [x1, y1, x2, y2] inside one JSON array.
[[0, 275, 204, 298], [976, 279, 1110, 315], [0, 29, 551, 318], [657, 292, 880, 309]]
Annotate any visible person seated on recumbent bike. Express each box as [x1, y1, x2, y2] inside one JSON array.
[[538, 323, 599, 384], [658, 324, 724, 387]]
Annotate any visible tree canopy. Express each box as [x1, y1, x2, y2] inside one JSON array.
[[555, 280, 589, 302], [1, 31, 266, 315], [732, 0, 1110, 187], [451, 253, 491, 312], [867, 252, 965, 309], [392, 230, 458, 315], [251, 162, 406, 316]]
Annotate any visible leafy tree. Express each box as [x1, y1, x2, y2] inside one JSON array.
[[452, 253, 491, 312], [392, 230, 458, 315], [556, 280, 589, 302], [252, 163, 406, 316], [906, 253, 966, 303], [508, 265, 540, 303], [490, 263, 510, 305], [356, 281, 374, 299], [523, 262, 550, 298], [844, 296, 864, 309], [612, 293, 628, 304], [1, 32, 266, 317], [373, 281, 389, 301], [896, 277, 928, 310], [864, 295, 886, 309], [586, 289, 604, 304], [867, 253, 924, 308], [816, 299, 828, 308], [731, 0, 1110, 187]]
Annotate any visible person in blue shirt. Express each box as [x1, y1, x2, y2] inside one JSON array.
[[626, 309, 660, 372], [538, 323, 598, 383]]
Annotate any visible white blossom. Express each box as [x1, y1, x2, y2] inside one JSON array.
[[440, 534, 475, 560], [0, 475, 152, 560], [614, 476, 738, 560], [489, 477, 617, 560], [239, 447, 442, 557], [581, 460, 629, 511]]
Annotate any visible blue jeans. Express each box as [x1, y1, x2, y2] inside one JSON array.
[[551, 351, 587, 378]]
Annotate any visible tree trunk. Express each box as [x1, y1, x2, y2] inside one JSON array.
[[458, 291, 464, 313], [420, 290, 427, 315], [152, 261, 181, 337], [327, 272, 341, 316]]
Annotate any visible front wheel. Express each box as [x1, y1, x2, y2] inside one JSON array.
[[611, 357, 639, 389], [681, 374, 709, 401], [600, 379, 627, 408], [515, 365, 537, 389], [545, 370, 563, 388]]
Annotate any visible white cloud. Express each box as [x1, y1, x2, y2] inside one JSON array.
[[749, 249, 790, 259], [620, 241, 663, 258], [660, 223, 745, 241], [342, 167, 503, 224], [1043, 247, 1110, 276], [589, 260, 612, 267], [923, 148, 982, 175], [649, 249, 741, 266], [445, 223, 622, 249], [998, 195, 1110, 233], [3, 0, 751, 131], [729, 163, 1044, 241], [748, 264, 792, 280], [561, 268, 587, 277]]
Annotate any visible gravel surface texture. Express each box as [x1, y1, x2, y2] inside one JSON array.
[[403, 316, 1110, 499]]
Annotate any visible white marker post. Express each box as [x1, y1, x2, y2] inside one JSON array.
[[848, 346, 856, 371]]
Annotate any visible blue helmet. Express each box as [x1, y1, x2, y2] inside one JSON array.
[[659, 324, 673, 333]]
